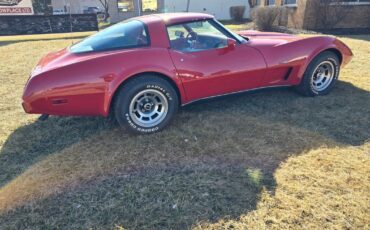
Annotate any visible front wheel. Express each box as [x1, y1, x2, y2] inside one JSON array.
[[296, 51, 340, 96], [114, 75, 178, 134]]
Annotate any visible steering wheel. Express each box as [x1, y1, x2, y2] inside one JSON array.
[[186, 31, 198, 42]]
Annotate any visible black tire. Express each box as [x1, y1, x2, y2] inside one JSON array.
[[296, 51, 340, 96], [114, 75, 179, 134]]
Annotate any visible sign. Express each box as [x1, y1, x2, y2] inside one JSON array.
[[0, 0, 34, 15]]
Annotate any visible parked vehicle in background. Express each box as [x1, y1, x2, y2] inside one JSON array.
[[0, 0, 22, 6], [52, 9, 65, 15], [83, 6, 102, 14]]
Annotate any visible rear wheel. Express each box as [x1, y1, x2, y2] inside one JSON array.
[[114, 75, 178, 134], [296, 51, 340, 96]]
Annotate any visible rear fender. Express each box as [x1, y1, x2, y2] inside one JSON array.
[[103, 49, 186, 117]]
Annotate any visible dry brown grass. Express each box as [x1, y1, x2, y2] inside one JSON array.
[[195, 144, 370, 229], [0, 31, 369, 229], [0, 32, 94, 43]]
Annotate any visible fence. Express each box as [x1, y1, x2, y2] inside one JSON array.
[[0, 14, 98, 35]]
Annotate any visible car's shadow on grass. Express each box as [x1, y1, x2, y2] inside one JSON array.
[[0, 81, 369, 229], [0, 116, 113, 188]]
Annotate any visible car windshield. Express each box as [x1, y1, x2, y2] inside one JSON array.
[[70, 20, 149, 54], [212, 19, 246, 43]]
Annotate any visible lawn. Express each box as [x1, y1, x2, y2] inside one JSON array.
[[0, 28, 369, 229]]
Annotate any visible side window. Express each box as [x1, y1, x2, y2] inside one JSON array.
[[167, 20, 230, 53], [70, 20, 149, 53]]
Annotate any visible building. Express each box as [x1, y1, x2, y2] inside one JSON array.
[[51, 0, 102, 14], [0, 0, 34, 15], [252, 0, 370, 30], [108, 0, 251, 23]]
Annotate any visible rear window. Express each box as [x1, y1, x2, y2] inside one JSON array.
[[70, 20, 149, 53]]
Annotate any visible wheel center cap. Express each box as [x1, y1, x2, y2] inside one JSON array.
[[144, 103, 152, 111]]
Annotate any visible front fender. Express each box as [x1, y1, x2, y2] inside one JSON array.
[[296, 36, 353, 84]]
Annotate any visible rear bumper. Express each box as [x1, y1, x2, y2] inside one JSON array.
[[22, 101, 31, 113], [21, 96, 47, 114]]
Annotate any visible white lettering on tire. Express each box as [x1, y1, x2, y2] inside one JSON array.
[[125, 113, 160, 133], [146, 85, 173, 101]]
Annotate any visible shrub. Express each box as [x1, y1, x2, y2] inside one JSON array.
[[251, 6, 282, 31], [230, 6, 246, 22]]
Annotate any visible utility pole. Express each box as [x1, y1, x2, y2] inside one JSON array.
[[137, 0, 141, 16], [68, 0, 72, 32], [186, 0, 190, 12]]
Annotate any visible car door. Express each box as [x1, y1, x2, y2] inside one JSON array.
[[167, 20, 267, 102]]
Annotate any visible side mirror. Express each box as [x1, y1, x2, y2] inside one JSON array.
[[227, 38, 237, 49]]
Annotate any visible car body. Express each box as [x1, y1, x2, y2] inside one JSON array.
[[0, 0, 22, 6], [22, 13, 353, 133]]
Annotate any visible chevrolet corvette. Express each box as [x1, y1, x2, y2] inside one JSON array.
[[22, 13, 353, 134]]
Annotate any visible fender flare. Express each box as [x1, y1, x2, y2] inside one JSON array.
[[103, 70, 186, 116]]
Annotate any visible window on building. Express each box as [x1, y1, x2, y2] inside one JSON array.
[[118, 0, 135, 12], [266, 0, 276, 5], [326, 0, 370, 4], [142, 0, 158, 12], [283, 0, 297, 5]]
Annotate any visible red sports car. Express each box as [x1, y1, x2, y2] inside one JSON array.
[[22, 13, 353, 134]]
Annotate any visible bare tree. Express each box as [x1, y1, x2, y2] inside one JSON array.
[[186, 0, 190, 12], [310, 0, 352, 30], [248, 0, 258, 8], [98, 0, 110, 22]]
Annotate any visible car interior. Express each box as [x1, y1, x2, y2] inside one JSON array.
[[168, 20, 229, 53], [70, 20, 149, 53]]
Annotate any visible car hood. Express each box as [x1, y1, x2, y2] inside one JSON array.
[[237, 30, 303, 48]]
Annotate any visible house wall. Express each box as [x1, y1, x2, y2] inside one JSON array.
[[52, 0, 102, 14], [0, 14, 98, 35], [275, 0, 307, 29], [335, 5, 370, 29], [109, 0, 250, 23], [109, 0, 165, 23], [163, 0, 250, 20], [303, 1, 370, 30], [256, 0, 370, 30], [251, 0, 307, 29]]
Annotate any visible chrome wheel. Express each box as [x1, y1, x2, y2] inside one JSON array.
[[129, 89, 168, 128], [312, 61, 335, 92]]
